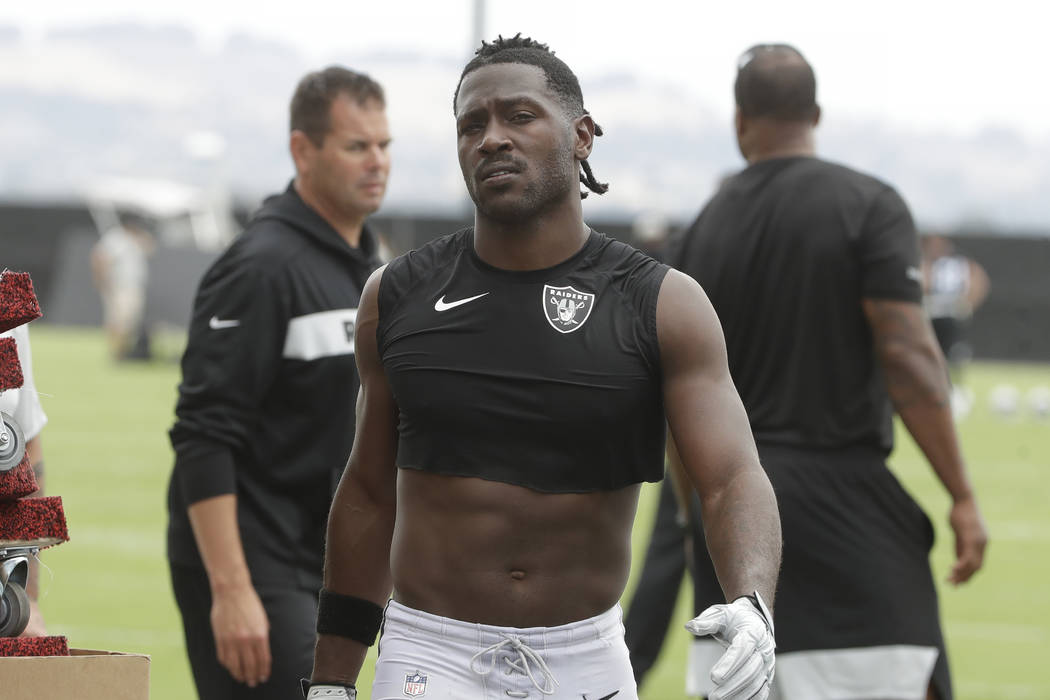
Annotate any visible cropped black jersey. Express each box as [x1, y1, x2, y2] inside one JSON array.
[[376, 228, 670, 493]]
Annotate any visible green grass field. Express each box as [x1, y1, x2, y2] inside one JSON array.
[[25, 324, 1050, 699]]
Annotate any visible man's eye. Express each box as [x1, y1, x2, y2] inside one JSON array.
[[460, 123, 482, 135], [511, 113, 535, 123]]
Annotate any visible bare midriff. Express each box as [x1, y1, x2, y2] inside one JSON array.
[[391, 469, 641, 628]]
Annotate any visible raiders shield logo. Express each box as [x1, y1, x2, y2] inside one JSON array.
[[543, 284, 595, 334], [404, 670, 427, 697]]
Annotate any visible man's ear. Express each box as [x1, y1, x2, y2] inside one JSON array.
[[573, 113, 596, 160], [289, 130, 314, 175]]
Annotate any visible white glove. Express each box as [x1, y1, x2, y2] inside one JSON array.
[[685, 592, 775, 700]]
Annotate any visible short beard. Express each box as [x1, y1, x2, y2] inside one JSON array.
[[468, 146, 575, 225]]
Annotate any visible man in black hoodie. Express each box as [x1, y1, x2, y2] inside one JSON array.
[[166, 66, 390, 700]]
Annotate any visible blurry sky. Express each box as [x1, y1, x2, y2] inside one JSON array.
[[4, 0, 1048, 141]]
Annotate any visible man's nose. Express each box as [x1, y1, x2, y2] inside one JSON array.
[[477, 125, 512, 155], [365, 145, 389, 171]]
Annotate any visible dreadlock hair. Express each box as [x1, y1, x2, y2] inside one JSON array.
[[734, 44, 818, 122], [290, 66, 385, 147], [454, 34, 608, 199]]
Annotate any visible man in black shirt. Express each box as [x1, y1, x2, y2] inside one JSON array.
[[166, 67, 389, 699], [671, 44, 987, 700], [306, 35, 781, 700]]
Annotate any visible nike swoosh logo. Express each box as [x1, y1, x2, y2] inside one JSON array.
[[582, 692, 619, 700], [208, 316, 241, 330], [434, 292, 489, 312]]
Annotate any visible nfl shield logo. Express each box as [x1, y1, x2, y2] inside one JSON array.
[[404, 670, 427, 697], [543, 284, 595, 334]]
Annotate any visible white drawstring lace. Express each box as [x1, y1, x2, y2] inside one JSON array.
[[470, 634, 559, 697]]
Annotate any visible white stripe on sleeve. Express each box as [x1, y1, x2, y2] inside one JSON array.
[[282, 308, 358, 361]]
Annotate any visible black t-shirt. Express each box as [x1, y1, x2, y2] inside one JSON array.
[[377, 228, 669, 492], [670, 156, 922, 454]]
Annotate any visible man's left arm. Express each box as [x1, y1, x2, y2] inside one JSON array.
[[858, 186, 987, 585], [863, 298, 988, 584], [658, 269, 781, 700], [658, 269, 780, 603]]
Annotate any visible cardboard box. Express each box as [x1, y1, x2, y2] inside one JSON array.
[[0, 648, 150, 699]]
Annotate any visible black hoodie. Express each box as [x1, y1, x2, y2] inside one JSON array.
[[167, 183, 380, 589]]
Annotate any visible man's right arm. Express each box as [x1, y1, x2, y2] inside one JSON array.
[[863, 298, 988, 584], [187, 494, 271, 687], [311, 266, 400, 685], [170, 255, 289, 686]]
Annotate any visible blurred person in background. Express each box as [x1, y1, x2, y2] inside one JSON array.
[[0, 324, 48, 637], [669, 44, 987, 699], [306, 35, 780, 700], [921, 234, 990, 416], [166, 66, 389, 700], [90, 211, 155, 361]]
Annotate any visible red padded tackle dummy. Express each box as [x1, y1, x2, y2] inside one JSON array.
[[0, 271, 42, 334], [0, 270, 69, 654]]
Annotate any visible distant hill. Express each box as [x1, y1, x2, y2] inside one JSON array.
[[1, 23, 1048, 232]]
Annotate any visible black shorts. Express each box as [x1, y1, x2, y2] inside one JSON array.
[[690, 446, 952, 699]]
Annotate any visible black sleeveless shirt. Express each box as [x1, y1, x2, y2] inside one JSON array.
[[376, 228, 669, 493]]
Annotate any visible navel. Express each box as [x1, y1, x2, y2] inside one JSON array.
[[509, 569, 527, 581]]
